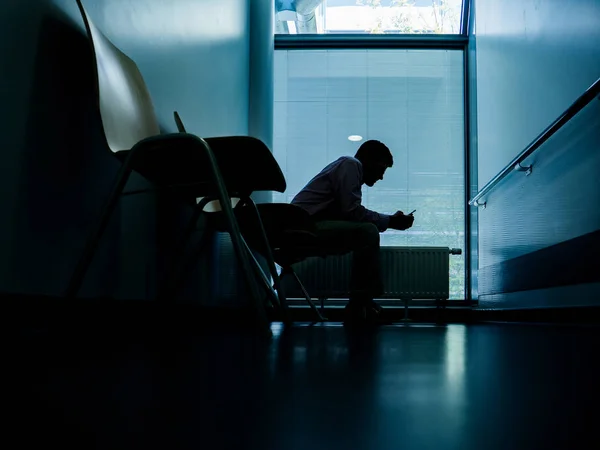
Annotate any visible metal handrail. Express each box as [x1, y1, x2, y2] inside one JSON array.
[[469, 77, 600, 207]]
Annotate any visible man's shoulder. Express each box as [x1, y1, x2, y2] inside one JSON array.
[[313, 156, 362, 181], [333, 157, 362, 178], [337, 155, 360, 164], [328, 156, 363, 187], [332, 156, 361, 170]]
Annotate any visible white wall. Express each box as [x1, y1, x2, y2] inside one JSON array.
[[474, 0, 600, 308], [0, 0, 263, 301], [476, 0, 600, 185]]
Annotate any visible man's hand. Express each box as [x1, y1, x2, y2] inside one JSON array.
[[389, 211, 414, 230]]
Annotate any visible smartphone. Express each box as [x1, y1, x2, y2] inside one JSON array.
[[408, 209, 416, 215]]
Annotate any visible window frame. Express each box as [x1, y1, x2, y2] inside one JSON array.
[[274, 0, 470, 37], [273, 1, 474, 302]]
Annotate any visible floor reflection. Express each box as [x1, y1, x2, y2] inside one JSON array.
[[444, 324, 467, 392]]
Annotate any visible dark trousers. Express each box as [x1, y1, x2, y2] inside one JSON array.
[[313, 221, 383, 303]]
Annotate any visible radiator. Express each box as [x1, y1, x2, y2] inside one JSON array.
[[281, 246, 461, 300]]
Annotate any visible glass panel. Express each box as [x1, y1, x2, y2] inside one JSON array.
[[275, 0, 464, 35], [274, 49, 465, 299]]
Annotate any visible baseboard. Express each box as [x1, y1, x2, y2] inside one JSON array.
[[5, 293, 599, 336], [285, 305, 474, 323], [286, 304, 600, 325], [472, 306, 600, 324]]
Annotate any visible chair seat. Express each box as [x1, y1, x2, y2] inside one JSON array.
[[208, 202, 315, 243], [274, 234, 351, 266], [233, 203, 349, 267], [115, 134, 286, 198]]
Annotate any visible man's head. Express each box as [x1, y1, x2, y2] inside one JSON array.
[[355, 140, 393, 187]]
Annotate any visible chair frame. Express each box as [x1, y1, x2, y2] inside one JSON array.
[[68, 1, 284, 335], [168, 113, 328, 322], [65, 136, 276, 328]]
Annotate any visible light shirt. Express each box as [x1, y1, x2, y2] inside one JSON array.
[[291, 156, 390, 232]]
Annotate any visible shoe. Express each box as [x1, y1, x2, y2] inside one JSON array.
[[366, 300, 391, 324], [344, 300, 385, 327], [367, 300, 382, 315], [343, 301, 367, 326]]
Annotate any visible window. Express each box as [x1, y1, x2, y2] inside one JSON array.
[[274, 49, 465, 298], [275, 0, 464, 35]]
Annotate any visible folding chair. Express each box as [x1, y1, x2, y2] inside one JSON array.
[[171, 115, 339, 323], [156, 132, 291, 318], [162, 114, 290, 321]]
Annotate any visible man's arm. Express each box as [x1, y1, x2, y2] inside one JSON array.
[[334, 160, 390, 232]]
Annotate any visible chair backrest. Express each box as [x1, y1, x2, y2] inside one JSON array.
[[77, 0, 160, 152], [173, 112, 287, 195]]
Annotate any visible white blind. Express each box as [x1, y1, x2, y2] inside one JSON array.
[[274, 49, 465, 298]]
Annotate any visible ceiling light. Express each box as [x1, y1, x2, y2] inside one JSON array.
[[348, 135, 363, 142]]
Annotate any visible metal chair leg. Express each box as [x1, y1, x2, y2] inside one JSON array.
[[198, 138, 270, 336], [242, 198, 290, 321], [285, 266, 327, 322], [65, 154, 134, 300], [241, 239, 282, 310], [224, 228, 271, 335]]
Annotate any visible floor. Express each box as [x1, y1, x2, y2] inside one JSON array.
[[10, 321, 600, 449]]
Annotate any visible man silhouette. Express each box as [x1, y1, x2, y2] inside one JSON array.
[[291, 140, 415, 324]]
